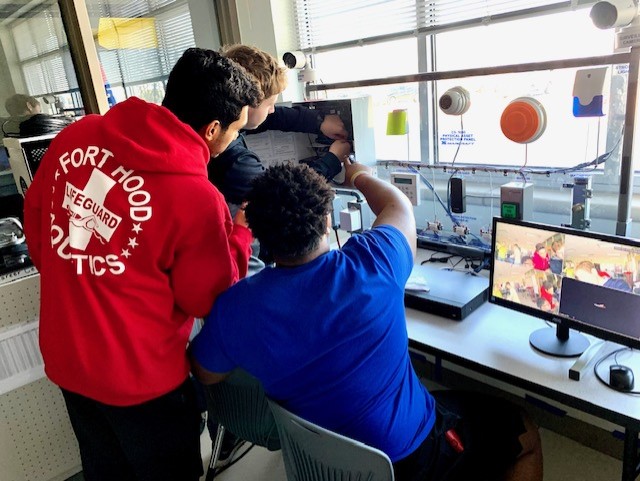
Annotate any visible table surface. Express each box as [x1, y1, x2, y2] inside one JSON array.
[[406, 289, 640, 428]]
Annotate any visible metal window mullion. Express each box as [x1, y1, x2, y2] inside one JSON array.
[[58, 0, 109, 114]]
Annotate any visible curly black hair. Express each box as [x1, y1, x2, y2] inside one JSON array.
[[162, 48, 261, 132], [245, 163, 335, 261]]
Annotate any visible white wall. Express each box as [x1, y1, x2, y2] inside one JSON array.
[[188, 0, 222, 50], [232, 0, 306, 102]]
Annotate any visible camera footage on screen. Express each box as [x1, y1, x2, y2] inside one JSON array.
[[492, 224, 639, 320]]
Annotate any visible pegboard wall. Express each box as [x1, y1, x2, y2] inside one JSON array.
[[0, 273, 39, 330], [0, 379, 80, 481], [0, 274, 81, 481]]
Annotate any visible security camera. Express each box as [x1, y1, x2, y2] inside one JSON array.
[[282, 51, 306, 69], [590, 0, 638, 29], [439, 86, 471, 116]]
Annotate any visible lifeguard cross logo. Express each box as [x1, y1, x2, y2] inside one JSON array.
[[62, 169, 122, 250], [50, 146, 153, 277]]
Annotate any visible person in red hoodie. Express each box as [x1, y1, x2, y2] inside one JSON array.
[[539, 281, 557, 310], [531, 242, 550, 271], [23, 48, 260, 481]]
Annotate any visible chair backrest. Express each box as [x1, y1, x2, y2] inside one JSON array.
[[205, 369, 280, 451], [267, 400, 394, 481]]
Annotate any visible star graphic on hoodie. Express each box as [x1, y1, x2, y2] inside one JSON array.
[[121, 248, 131, 259], [128, 237, 138, 248], [132, 223, 143, 234]]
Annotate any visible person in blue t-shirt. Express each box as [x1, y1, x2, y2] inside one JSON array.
[[190, 161, 543, 481]]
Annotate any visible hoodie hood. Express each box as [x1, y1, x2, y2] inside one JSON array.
[[95, 97, 210, 176]]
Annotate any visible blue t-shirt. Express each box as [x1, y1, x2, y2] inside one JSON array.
[[191, 225, 435, 462]]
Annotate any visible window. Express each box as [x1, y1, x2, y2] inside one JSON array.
[[297, 1, 618, 171], [295, 0, 595, 52], [4, 1, 83, 116], [85, 0, 196, 105], [1, 0, 83, 192], [289, 0, 638, 237]]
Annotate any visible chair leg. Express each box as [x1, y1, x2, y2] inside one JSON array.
[[206, 425, 226, 481]]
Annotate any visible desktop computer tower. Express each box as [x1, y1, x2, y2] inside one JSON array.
[[243, 97, 375, 167]]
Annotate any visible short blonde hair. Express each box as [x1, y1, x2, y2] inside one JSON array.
[[221, 44, 288, 101]]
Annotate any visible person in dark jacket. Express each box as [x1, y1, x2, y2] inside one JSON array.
[[2, 93, 72, 138], [210, 44, 351, 218], [200, 44, 352, 468]]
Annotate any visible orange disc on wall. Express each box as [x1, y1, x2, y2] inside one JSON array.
[[500, 97, 547, 144]]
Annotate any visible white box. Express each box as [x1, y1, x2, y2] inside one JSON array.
[[4, 134, 55, 196], [500, 181, 533, 220]]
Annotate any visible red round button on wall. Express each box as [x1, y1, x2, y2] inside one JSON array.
[[500, 97, 547, 144]]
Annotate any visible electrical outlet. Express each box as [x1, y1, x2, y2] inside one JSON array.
[[427, 221, 443, 233], [453, 224, 469, 236], [480, 228, 492, 242]]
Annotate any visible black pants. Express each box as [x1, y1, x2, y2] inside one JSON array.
[[393, 390, 527, 481], [61, 379, 203, 481]]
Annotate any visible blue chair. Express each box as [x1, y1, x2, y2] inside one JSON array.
[[267, 399, 394, 481]]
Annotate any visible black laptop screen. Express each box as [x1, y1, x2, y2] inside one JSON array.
[[559, 277, 640, 340]]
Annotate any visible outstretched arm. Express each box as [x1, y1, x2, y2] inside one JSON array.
[[304, 139, 351, 181], [343, 159, 416, 259]]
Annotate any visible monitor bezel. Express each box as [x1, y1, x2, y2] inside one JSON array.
[[489, 216, 640, 350]]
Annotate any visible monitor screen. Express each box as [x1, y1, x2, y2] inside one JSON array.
[[489, 217, 640, 356]]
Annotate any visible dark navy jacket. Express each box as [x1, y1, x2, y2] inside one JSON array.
[[208, 106, 342, 207]]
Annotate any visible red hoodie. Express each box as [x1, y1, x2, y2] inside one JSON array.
[[24, 97, 252, 406]]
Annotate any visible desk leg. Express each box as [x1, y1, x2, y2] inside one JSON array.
[[622, 428, 639, 481]]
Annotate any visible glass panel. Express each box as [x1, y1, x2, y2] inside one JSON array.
[[0, 0, 83, 198], [435, 67, 624, 171], [85, 0, 196, 106], [312, 38, 419, 83], [314, 39, 420, 161]]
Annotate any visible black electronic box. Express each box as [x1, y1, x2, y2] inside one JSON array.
[[404, 264, 489, 320]]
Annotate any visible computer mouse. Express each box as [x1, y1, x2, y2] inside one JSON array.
[[609, 365, 635, 392]]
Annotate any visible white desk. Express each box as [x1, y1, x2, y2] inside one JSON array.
[[406, 300, 640, 481]]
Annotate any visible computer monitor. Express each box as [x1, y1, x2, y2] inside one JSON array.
[[489, 217, 640, 357]]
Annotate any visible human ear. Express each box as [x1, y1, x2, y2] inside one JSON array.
[[201, 119, 222, 142]]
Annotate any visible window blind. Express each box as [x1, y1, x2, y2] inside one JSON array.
[[9, 4, 76, 96], [86, 0, 195, 88], [156, 6, 196, 76], [295, 0, 598, 51]]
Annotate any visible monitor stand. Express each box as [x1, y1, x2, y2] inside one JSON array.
[[529, 324, 590, 358]]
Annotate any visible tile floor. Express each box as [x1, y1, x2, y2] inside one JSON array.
[[66, 425, 621, 480], [203, 427, 621, 481]]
